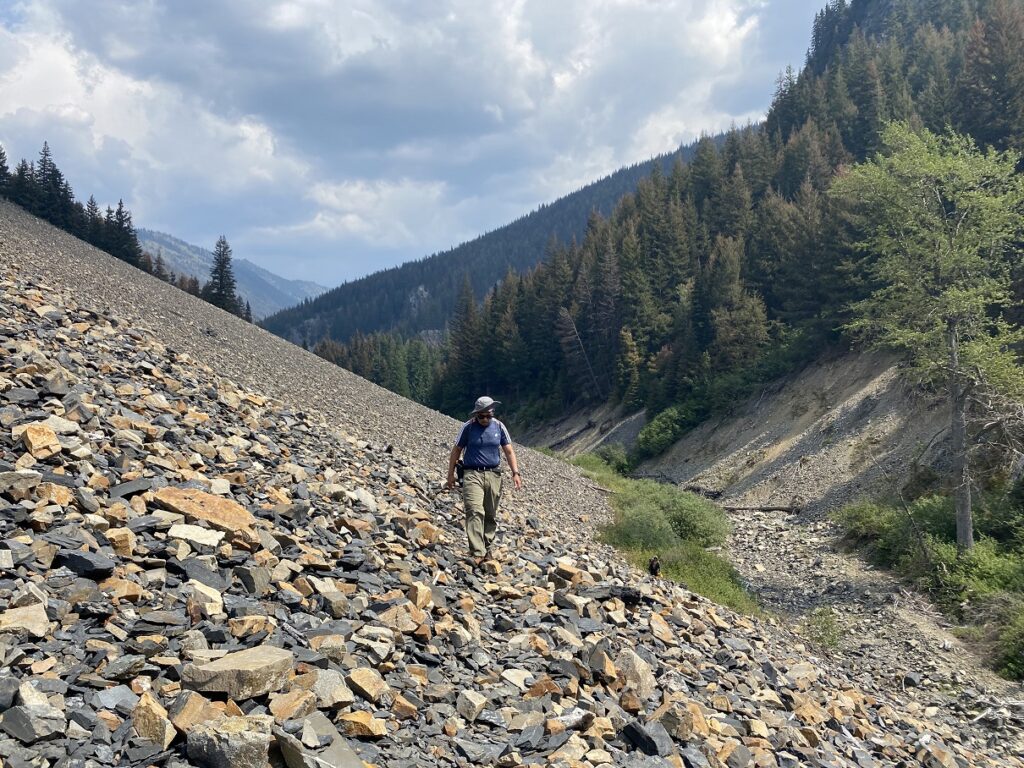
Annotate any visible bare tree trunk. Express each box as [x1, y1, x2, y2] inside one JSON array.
[[949, 319, 973, 554]]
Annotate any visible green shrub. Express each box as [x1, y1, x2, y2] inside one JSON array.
[[601, 507, 678, 551], [632, 405, 691, 462], [573, 453, 755, 614], [804, 606, 842, 649], [595, 443, 630, 474], [657, 484, 730, 547], [975, 489, 1024, 547], [657, 541, 758, 614], [833, 493, 1024, 680], [997, 605, 1024, 679]]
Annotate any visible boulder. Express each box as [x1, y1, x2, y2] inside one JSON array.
[[186, 715, 274, 768], [181, 645, 294, 700]]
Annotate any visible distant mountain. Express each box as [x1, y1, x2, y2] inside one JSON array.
[[137, 229, 327, 320], [261, 139, 712, 345]]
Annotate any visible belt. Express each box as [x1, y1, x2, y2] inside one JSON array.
[[463, 466, 499, 472]]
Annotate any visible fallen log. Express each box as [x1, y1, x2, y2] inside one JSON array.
[[723, 505, 801, 513]]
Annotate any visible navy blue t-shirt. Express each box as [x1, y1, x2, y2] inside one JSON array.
[[455, 418, 511, 468]]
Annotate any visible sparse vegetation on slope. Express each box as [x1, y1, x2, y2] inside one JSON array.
[[835, 491, 1024, 679]]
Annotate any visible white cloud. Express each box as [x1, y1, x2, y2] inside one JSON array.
[[0, 0, 821, 284], [0, 17, 308, 210], [274, 178, 453, 248]]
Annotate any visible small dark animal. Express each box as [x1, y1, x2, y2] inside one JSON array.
[[647, 556, 661, 577]]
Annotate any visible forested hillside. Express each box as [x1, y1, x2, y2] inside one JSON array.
[[261, 144, 707, 344], [312, 0, 1024, 454]]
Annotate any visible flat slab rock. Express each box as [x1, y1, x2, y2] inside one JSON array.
[[181, 645, 294, 700]]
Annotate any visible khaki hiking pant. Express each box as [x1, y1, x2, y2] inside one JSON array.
[[462, 469, 502, 557]]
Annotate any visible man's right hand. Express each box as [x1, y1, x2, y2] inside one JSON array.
[[445, 474, 456, 490]]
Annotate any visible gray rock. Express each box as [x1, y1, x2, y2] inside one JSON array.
[[55, 550, 115, 578], [0, 677, 19, 710], [93, 685, 140, 713], [0, 704, 66, 744], [0, 471, 41, 496], [181, 645, 294, 700], [187, 715, 274, 768]]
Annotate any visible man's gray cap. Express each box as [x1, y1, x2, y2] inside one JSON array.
[[470, 396, 501, 415]]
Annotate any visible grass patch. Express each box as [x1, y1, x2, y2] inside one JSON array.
[[803, 606, 842, 649], [572, 453, 758, 614], [834, 490, 1024, 680]]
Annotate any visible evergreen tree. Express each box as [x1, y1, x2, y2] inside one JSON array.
[[955, 0, 1024, 152], [833, 122, 1024, 553], [244, 300, 253, 323], [111, 200, 144, 267], [85, 196, 102, 246], [844, 31, 887, 158], [152, 252, 170, 282], [0, 144, 8, 195], [441, 276, 483, 413], [8, 160, 35, 210], [909, 24, 956, 133], [203, 236, 240, 314], [406, 338, 437, 404], [615, 328, 643, 409]]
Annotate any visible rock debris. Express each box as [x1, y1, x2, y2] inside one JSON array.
[[0, 201, 1021, 766]]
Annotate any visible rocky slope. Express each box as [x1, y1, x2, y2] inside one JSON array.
[[1, 199, 1021, 768], [638, 352, 948, 515]]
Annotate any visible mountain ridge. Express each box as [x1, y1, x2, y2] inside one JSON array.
[[138, 228, 327, 321], [261, 138, 712, 345]]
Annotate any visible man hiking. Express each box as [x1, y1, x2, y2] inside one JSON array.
[[446, 396, 522, 567]]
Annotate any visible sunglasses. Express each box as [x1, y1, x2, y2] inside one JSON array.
[[476, 412, 494, 420]]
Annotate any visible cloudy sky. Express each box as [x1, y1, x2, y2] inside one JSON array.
[[0, 0, 822, 287]]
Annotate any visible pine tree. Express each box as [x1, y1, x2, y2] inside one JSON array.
[[615, 328, 643, 409], [203, 236, 240, 314], [955, 0, 1024, 152], [244, 300, 253, 323], [844, 31, 887, 158], [909, 24, 955, 133], [111, 201, 144, 267], [152, 252, 170, 281], [0, 144, 9, 195], [441, 275, 483, 413], [85, 196, 102, 246], [8, 160, 35, 210]]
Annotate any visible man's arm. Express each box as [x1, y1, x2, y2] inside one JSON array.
[[446, 444, 463, 489], [502, 444, 522, 490]]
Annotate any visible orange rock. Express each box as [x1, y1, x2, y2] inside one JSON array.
[[99, 578, 145, 602], [168, 690, 223, 733], [268, 690, 316, 723], [525, 677, 562, 699], [152, 487, 257, 541], [619, 690, 643, 713], [106, 527, 137, 557], [36, 482, 73, 506], [392, 694, 418, 720], [339, 710, 387, 739], [407, 582, 433, 609], [133, 692, 176, 749], [21, 424, 61, 459]]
